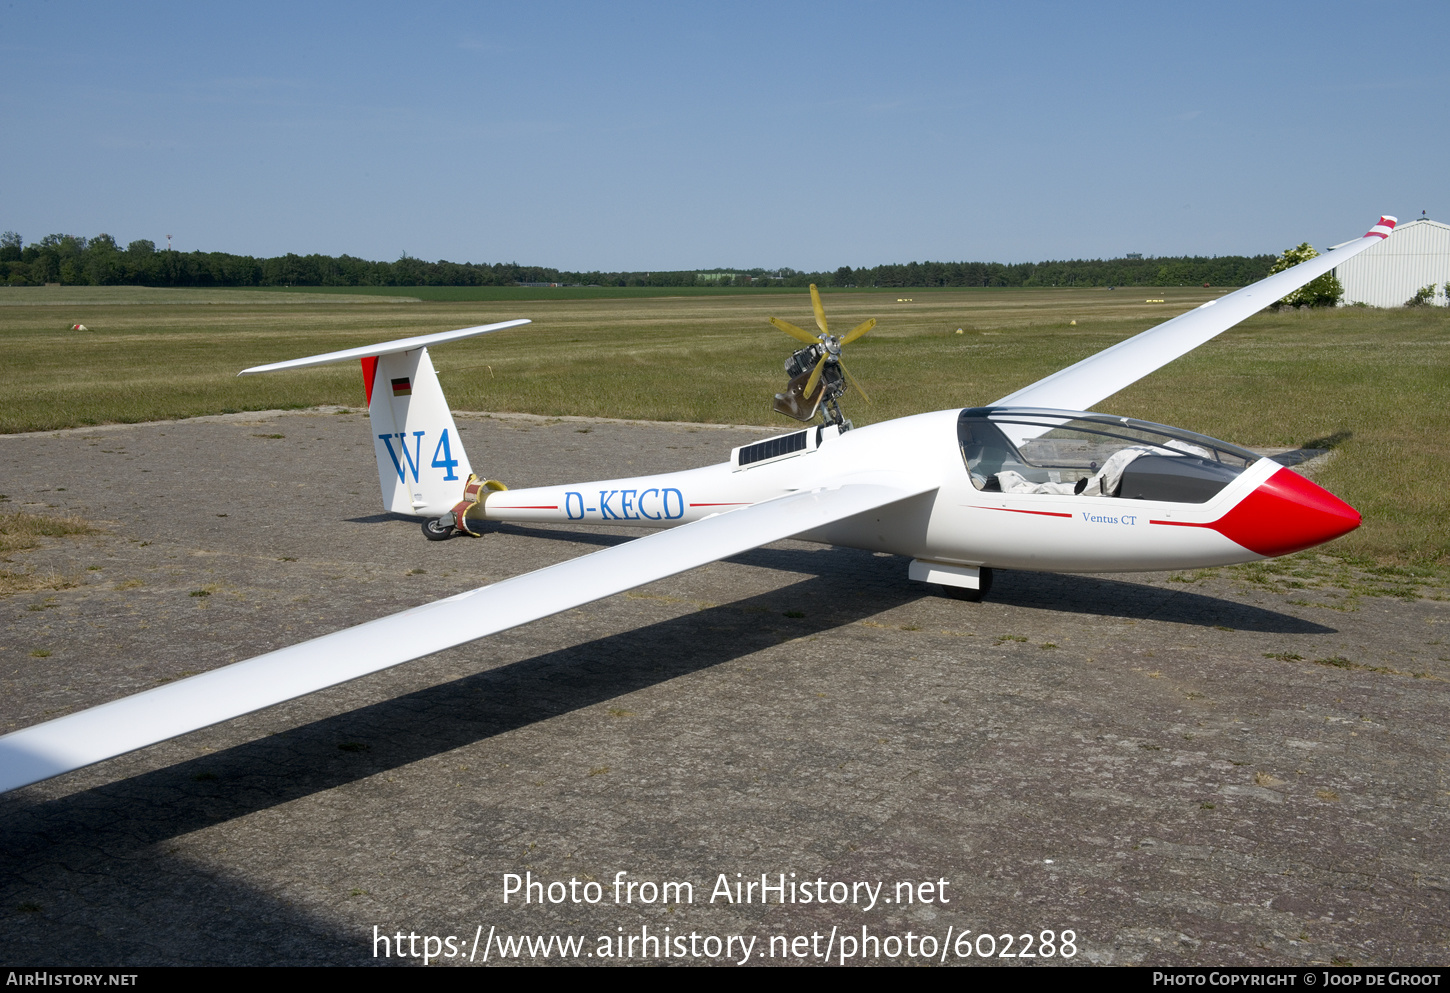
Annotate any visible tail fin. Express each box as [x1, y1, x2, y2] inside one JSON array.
[[239, 319, 529, 517], [364, 346, 473, 515]]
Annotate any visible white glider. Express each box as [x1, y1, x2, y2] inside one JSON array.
[[0, 216, 1396, 794]]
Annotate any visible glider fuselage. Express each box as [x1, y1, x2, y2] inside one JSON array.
[[473, 408, 1358, 575]]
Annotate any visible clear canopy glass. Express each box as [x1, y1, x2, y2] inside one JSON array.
[[957, 407, 1259, 503]]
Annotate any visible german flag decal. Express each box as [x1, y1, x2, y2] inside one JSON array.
[[391, 377, 412, 397]]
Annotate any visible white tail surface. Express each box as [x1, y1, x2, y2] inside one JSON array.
[[237, 319, 530, 375], [364, 347, 473, 516], [238, 321, 528, 517]]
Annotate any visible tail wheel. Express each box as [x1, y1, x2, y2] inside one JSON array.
[[938, 567, 993, 602], [422, 517, 454, 541]]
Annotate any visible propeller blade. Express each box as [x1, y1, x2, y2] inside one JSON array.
[[804, 352, 828, 398], [809, 283, 829, 335], [770, 316, 822, 345], [840, 317, 876, 345], [839, 359, 871, 404]]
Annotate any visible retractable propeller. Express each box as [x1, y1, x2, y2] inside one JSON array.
[[768, 284, 876, 425]]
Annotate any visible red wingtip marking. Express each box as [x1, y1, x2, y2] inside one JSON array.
[[1364, 216, 1398, 239], [360, 356, 379, 406]]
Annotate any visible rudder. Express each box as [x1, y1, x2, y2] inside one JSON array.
[[364, 347, 473, 516]]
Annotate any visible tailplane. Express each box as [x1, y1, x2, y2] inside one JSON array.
[[239, 319, 529, 517]]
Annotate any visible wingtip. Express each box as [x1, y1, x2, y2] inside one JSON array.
[[1365, 215, 1397, 240]]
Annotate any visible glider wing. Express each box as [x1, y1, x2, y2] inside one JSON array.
[[992, 217, 1396, 411], [0, 474, 936, 794]]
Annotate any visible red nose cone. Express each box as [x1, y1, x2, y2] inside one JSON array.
[[1213, 467, 1360, 557]]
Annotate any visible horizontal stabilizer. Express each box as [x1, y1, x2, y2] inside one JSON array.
[[237, 319, 531, 376]]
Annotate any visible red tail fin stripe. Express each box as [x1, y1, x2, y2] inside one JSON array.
[[360, 356, 379, 405]]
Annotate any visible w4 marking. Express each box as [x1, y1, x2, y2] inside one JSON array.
[[378, 429, 461, 483]]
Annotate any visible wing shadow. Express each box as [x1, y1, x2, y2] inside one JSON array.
[[2, 554, 1326, 852], [0, 568, 912, 856], [0, 549, 1334, 962]]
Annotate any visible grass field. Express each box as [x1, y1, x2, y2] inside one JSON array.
[[232, 284, 828, 301], [2, 285, 1446, 571], [0, 285, 417, 306]]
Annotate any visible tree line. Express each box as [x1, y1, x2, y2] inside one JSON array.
[[0, 231, 1275, 290]]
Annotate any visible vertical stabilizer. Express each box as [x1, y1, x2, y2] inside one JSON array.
[[237, 320, 527, 518], [364, 347, 474, 516]]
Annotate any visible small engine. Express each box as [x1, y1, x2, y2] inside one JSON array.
[[784, 344, 822, 379], [766, 285, 875, 429], [774, 343, 847, 425]]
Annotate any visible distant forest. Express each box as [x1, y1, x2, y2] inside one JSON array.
[[0, 231, 1275, 289]]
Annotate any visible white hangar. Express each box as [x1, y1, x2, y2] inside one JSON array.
[[1330, 217, 1450, 307]]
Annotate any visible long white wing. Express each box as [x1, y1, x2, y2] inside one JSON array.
[[0, 475, 936, 794], [992, 216, 1397, 410], [237, 319, 531, 375]]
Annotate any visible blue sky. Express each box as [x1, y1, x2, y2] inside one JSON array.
[[3, 2, 1445, 270]]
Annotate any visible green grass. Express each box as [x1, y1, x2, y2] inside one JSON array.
[[234, 284, 818, 301], [232, 283, 1046, 302], [1, 286, 1446, 570], [0, 285, 413, 306]]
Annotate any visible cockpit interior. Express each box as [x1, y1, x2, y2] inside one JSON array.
[[957, 407, 1260, 504]]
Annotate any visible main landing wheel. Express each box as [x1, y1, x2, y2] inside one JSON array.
[[422, 517, 454, 541], [938, 567, 993, 602]]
